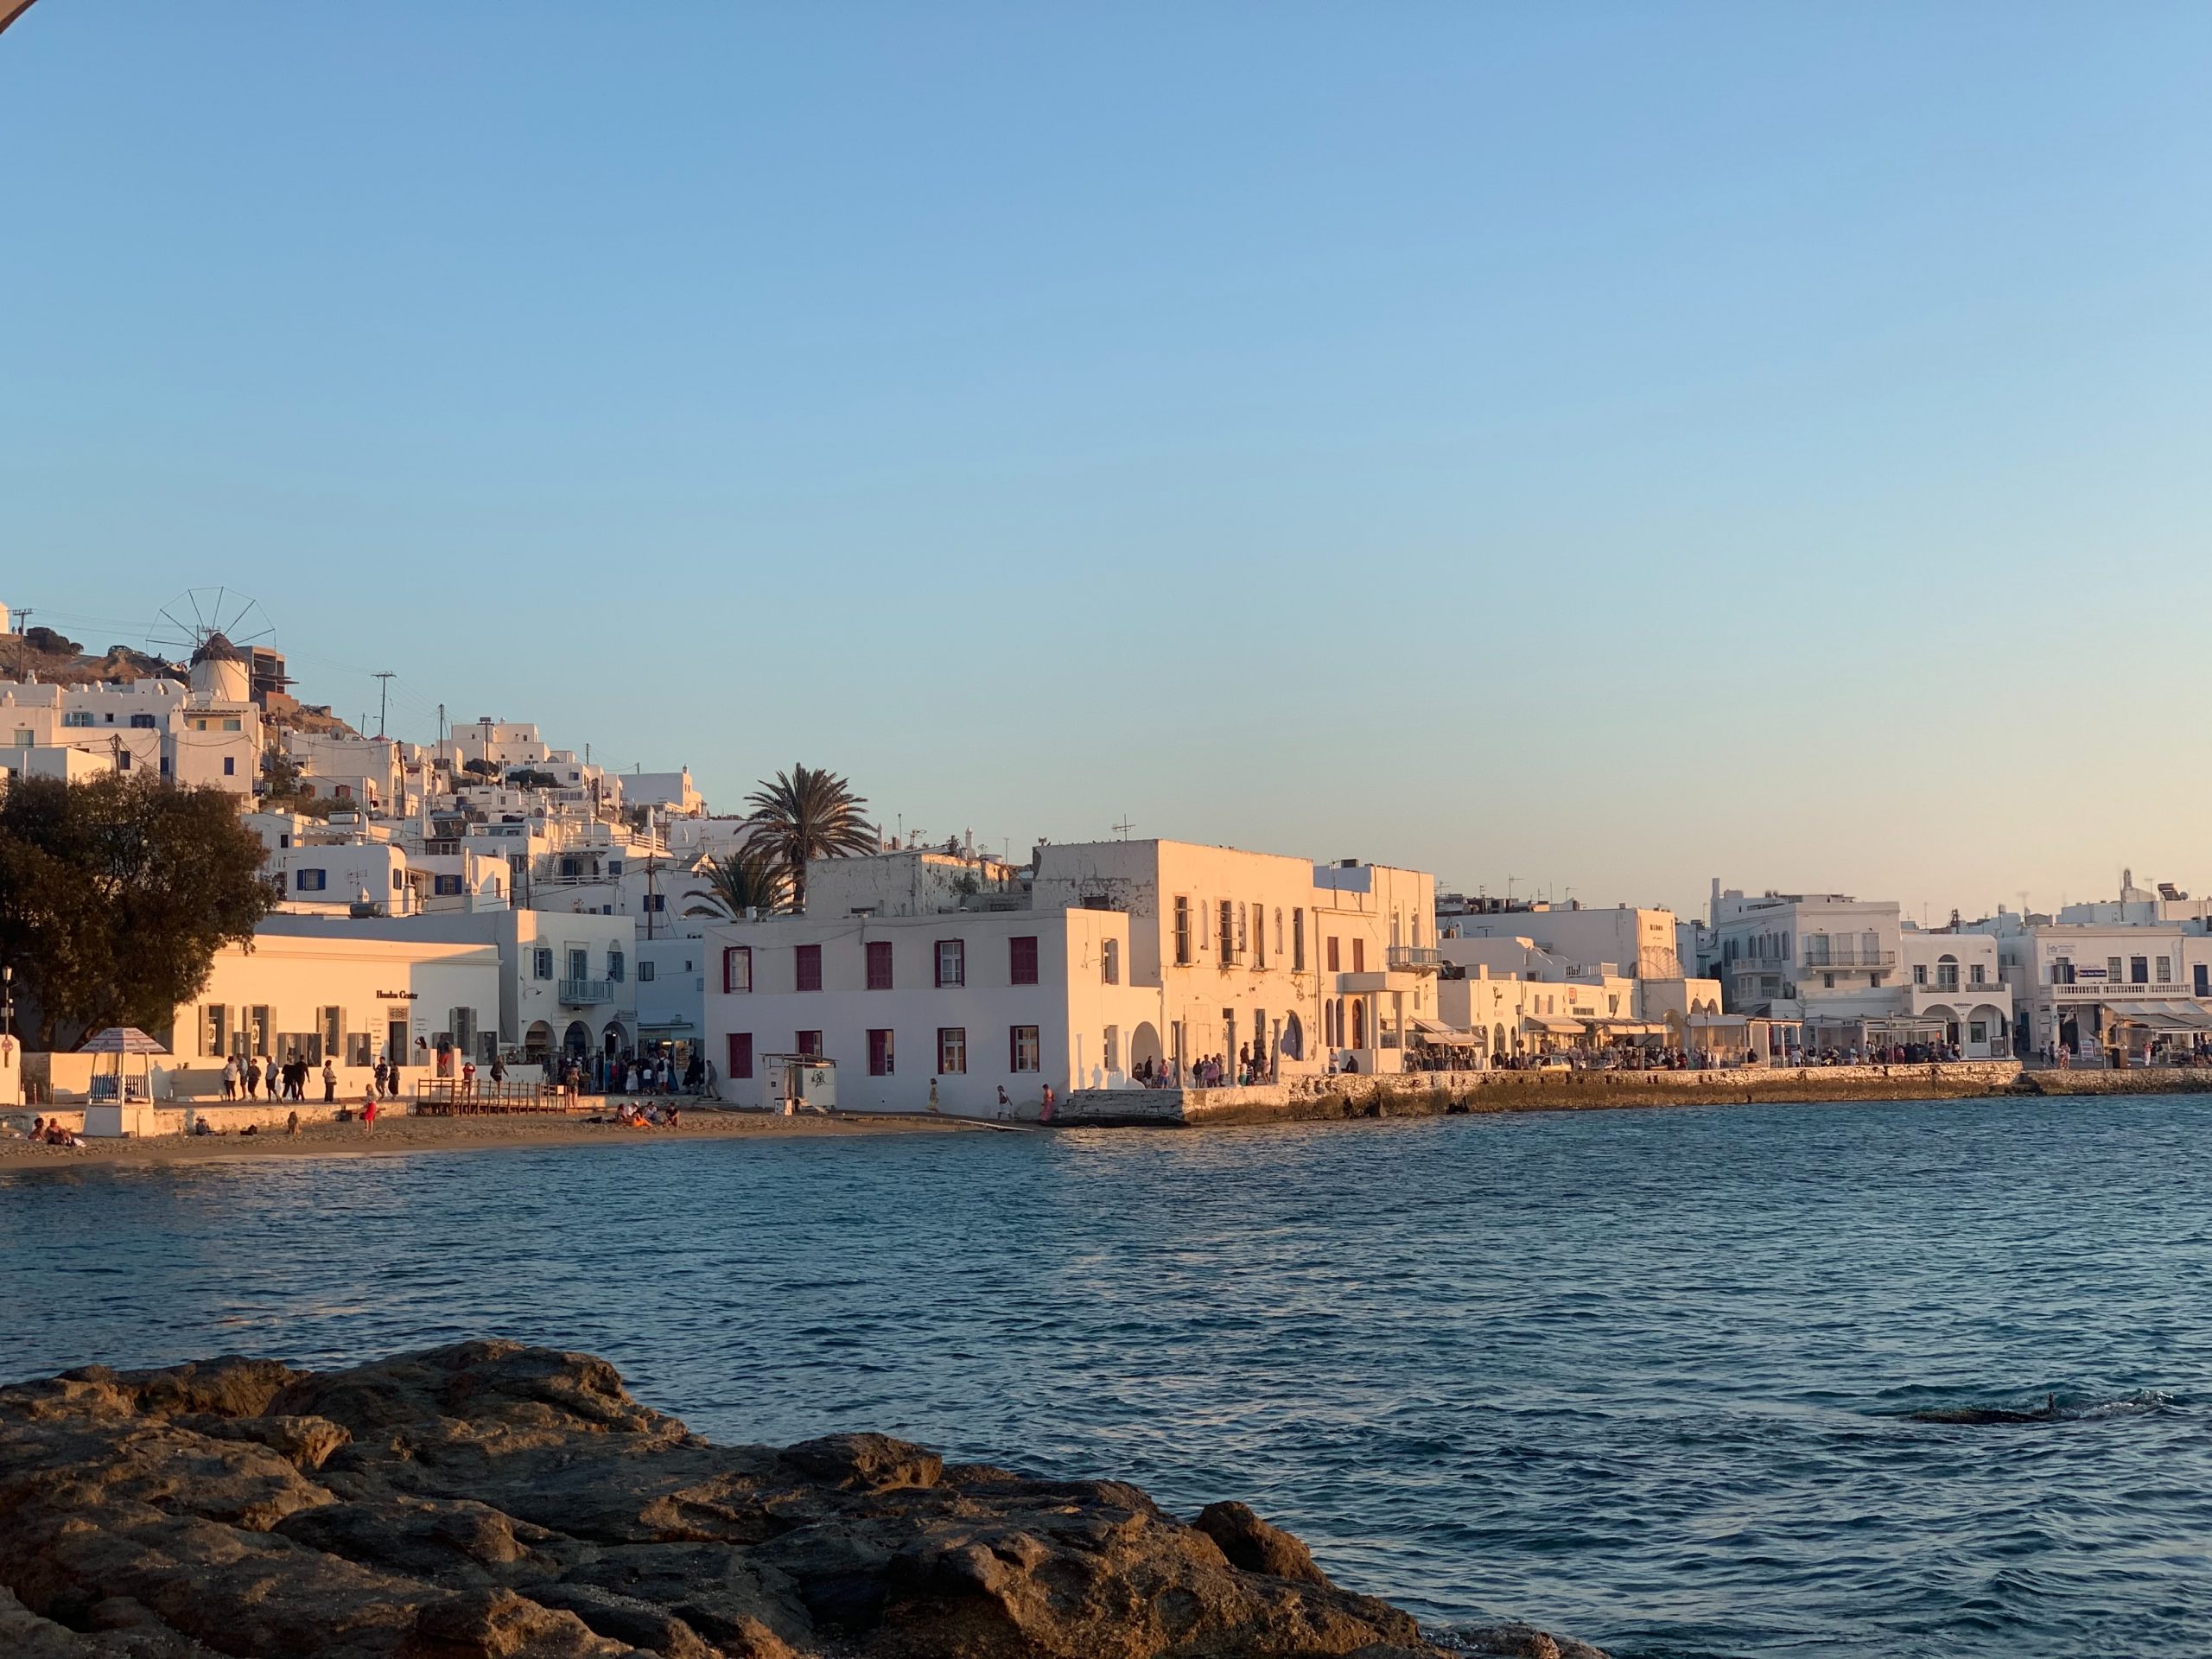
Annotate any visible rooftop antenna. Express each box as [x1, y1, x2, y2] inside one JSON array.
[[1505, 874, 1519, 905], [372, 672, 395, 739], [1113, 816, 1135, 839]]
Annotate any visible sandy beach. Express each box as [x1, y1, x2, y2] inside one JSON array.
[[0, 1107, 981, 1169]]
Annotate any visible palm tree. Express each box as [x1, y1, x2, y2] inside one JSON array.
[[741, 765, 879, 912], [696, 842, 789, 920]]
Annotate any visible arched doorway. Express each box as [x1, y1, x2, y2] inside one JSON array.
[[1281, 1013, 1303, 1060], [1131, 1021, 1163, 1074], [1351, 1000, 1366, 1050], [602, 1021, 627, 1057], [562, 1020, 591, 1057], [524, 1021, 553, 1062]]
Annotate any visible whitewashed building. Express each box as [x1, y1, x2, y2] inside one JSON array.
[[0, 637, 261, 798], [1713, 887, 2012, 1057], [701, 838, 1441, 1115]]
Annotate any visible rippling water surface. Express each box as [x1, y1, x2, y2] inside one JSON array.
[[5, 1095, 2210, 1658]]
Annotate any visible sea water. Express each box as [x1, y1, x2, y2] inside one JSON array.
[[4, 1094, 2208, 1658]]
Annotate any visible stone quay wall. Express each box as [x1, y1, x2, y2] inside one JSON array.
[[1063, 1060, 2049, 1128]]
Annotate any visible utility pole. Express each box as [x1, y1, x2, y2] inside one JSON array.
[[436, 703, 446, 750], [372, 671, 394, 739]]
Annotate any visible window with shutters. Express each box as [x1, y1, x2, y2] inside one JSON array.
[[1009, 936, 1039, 986], [1352, 938, 1365, 973], [796, 944, 823, 992], [867, 940, 894, 990], [1173, 896, 1192, 965], [936, 939, 964, 987], [796, 1030, 823, 1057], [1293, 909, 1305, 971], [1101, 938, 1119, 984], [727, 1033, 753, 1078], [1217, 899, 1236, 961], [534, 947, 555, 981], [868, 1028, 894, 1076], [722, 947, 752, 993], [937, 1027, 966, 1073], [1010, 1026, 1040, 1072], [1326, 936, 1340, 973]]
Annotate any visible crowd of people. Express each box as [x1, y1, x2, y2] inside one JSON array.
[[218, 1053, 340, 1103]]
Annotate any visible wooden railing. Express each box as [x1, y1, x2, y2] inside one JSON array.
[[411, 1078, 569, 1116]]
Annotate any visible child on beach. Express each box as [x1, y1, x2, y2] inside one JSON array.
[[362, 1090, 378, 1134]]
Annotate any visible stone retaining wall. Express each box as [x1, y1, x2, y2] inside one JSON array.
[[1064, 1060, 2033, 1128]]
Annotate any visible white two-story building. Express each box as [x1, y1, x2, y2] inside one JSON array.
[[701, 837, 1440, 1114]]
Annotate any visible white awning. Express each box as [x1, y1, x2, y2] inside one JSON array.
[[1523, 1014, 1585, 1035], [2107, 1001, 2212, 1033]]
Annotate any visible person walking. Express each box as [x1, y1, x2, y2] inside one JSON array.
[[928, 1077, 941, 1115], [221, 1056, 239, 1101], [244, 1058, 261, 1099], [321, 1059, 337, 1103]]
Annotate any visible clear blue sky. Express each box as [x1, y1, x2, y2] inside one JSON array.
[[4, 3, 2209, 922]]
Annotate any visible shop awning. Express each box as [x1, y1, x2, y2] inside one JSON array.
[[2106, 1001, 2212, 1033], [1584, 1019, 1664, 1036], [1412, 1019, 1484, 1045], [1523, 1014, 1585, 1035]]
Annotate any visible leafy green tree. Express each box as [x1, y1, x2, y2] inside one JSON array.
[[741, 765, 877, 912], [0, 774, 274, 1049], [696, 843, 789, 920]]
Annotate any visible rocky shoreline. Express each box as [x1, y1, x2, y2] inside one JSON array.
[[0, 1340, 1604, 1659]]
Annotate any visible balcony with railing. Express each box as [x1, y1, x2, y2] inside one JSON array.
[[1799, 947, 1897, 971], [1387, 944, 1445, 973], [557, 977, 612, 1007]]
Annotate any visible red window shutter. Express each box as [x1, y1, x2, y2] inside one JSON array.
[[1010, 936, 1039, 986], [867, 940, 893, 990], [796, 944, 822, 992], [1353, 938, 1365, 973], [726, 1033, 753, 1078]]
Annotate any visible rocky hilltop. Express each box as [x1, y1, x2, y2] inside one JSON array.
[[0, 1340, 1603, 1659]]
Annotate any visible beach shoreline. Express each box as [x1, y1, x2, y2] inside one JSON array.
[[0, 1106, 975, 1169]]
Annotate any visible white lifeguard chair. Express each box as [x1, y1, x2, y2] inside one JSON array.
[[79, 1027, 165, 1137], [761, 1053, 836, 1115]]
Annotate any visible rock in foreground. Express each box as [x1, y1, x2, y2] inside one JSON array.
[[0, 1340, 1601, 1659]]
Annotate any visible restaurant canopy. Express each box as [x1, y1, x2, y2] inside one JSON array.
[[1410, 1019, 1484, 1046], [1522, 1014, 1585, 1035], [2105, 1001, 2212, 1033]]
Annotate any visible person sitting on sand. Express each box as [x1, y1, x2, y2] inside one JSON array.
[[666, 1104, 682, 1128], [286, 1109, 300, 1137]]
